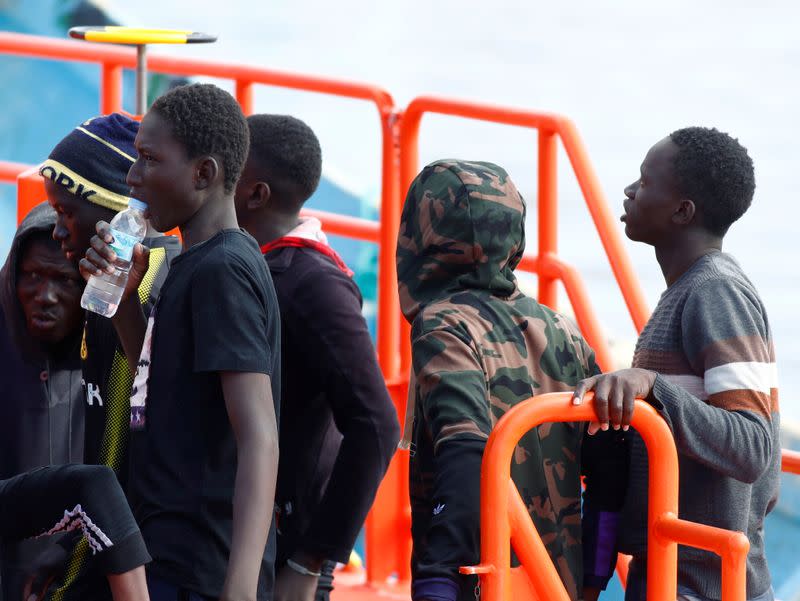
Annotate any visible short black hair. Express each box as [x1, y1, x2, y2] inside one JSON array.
[[151, 83, 249, 193], [669, 126, 755, 236], [246, 114, 322, 206]]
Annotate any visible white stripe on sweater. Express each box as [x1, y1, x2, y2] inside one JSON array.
[[704, 361, 778, 395], [660, 374, 707, 400]]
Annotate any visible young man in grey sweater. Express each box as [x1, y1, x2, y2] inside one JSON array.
[[575, 127, 779, 601]]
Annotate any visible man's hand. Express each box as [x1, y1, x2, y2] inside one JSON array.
[[274, 564, 320, 601], [78, 220, 149, 304], [22, 542, 68, 601], [572, 368, 657, 434]]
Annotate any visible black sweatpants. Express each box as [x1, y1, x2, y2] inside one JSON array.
[[0, 464, 150, 575]]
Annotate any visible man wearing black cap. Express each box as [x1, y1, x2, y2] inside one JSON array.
[[42, 112, 180, 601]]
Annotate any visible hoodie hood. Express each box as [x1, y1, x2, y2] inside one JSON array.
[[396, 160, 526, 322], [0, 203, 60, 358]]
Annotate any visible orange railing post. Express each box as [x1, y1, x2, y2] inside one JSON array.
[[537, 128, 558, 310], [364, 106, 407, 586], [376, 107, 402, 381], [101, 63, 123, 114], [16, 167, 46, 225], [235, 80, 254, 116]]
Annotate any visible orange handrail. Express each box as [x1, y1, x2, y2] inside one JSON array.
[[2, 32, 796, 597], [2, 159, 381, 246], [466, 392, 749, 601], [397, 95, 651, 375], [0, 161, 29, 183], [0, 30, 402, 384]]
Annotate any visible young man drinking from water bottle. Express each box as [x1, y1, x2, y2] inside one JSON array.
[[80, 83, 281, 601]]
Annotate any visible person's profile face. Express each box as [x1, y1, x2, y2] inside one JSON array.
[[621, 137, 683, 245], [127, 111, 196, 233], [44, 179, 113, 263], [16, 236, 84, 345]]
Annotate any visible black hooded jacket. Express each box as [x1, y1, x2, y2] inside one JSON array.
[[0, 203, 84, 479], [0, 203, 85, 601]]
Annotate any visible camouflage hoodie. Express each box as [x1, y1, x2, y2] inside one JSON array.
[[397, 160, 600, 600]]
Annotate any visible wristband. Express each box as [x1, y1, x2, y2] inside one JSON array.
[[286, 558, 321, 578]]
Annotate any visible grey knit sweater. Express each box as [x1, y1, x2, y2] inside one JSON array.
[[617, 252, 780, 599]]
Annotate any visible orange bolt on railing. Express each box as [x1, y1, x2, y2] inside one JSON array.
[[465, 392, 749, 601]]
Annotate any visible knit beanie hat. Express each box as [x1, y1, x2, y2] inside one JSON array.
[[39, 113, 138, 212]]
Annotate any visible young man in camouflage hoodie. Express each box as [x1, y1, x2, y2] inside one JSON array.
[[397, 160, 601, 601]]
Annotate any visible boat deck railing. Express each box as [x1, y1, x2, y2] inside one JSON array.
[[0, 31, 796, 599], [467, 393, 752, 601]]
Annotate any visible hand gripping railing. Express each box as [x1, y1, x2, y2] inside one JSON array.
[[462, 392, 750, 601]]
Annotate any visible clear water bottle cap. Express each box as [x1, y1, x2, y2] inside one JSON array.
[[128, 198, 148, 212]]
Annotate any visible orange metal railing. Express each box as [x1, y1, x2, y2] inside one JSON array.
[[398, 96, 651, 376], [0, 30, 402, 384], [465, 392, 750, 601], [2, 159, 380, 248], [1, 32, 798, 596]]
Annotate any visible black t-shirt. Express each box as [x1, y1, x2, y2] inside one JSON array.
[[129, 229, 280, 600]]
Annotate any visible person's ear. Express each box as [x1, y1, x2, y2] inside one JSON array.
[[248, 181, 271, 211], [672, 198, 696, 226], [195, 156, 220, 191]]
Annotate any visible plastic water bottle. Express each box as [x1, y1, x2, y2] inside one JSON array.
[[81, 198, 148, 317]]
